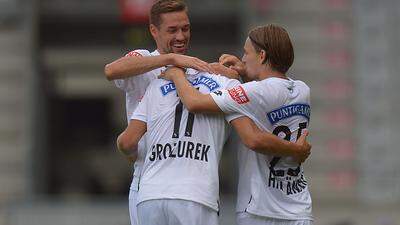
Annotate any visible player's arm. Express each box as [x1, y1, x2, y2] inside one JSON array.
[[116, 119, 147, 163], [105, 53, 171, 80], [218, 54, 250, 82], [105, 53, 216, 81], [209, 63, 240, 80], [161, 66, 222, 113], [230, 116, 311, 163]]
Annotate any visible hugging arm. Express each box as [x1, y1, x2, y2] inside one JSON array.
[[161, 67, 223, 113], [116, 119, 147, 163], [230, 116, 311, 163]]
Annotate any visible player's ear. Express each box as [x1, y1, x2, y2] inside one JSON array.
[[149, 24, 158, 39], [259, 50, 267, 64]]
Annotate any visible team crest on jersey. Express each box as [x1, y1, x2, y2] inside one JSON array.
[[125, 51, 143, 57], [228, 86, 249, 104], [267, 104, 310, 125], [160, 76, 220, 96]]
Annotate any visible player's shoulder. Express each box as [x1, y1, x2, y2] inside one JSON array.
[[197, 71, 241, 88], [260, 77, 303, 91], [124, 49, 152, 57], [260, 77, 284, 86], [147, 78, 177, 96], [293, 79, 310, 92], [240, 80, 264, 93], [148, 77, 169, 87]]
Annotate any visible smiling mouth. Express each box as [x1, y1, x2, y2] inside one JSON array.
[[173, 43, 185, 48]]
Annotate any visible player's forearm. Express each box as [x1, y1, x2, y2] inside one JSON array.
[[172, 73, 221, 113], [251, 131, 300, 157], [233, 117, 301, 157], [117, 142, 138, 162], [125, 151, 138, 163], [105, 54, 172, 80], [172, 73, 201, 109], [209, 63, 239, 80]]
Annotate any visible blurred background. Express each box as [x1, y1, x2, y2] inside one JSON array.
[[0, 0, 400, 224]]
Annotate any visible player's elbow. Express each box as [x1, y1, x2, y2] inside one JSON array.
[[117, 132, 138, 154], [104, 63, 116, 81], [243, 134, 263, 151], [243, 137, 258, 151]]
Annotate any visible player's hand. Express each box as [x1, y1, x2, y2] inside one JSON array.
[[209, 63, 239, 79], [170, 54, 216, 74], [159, 66, 186, 81], [293, 130, 311, 163], [218, 54, 246, 76]]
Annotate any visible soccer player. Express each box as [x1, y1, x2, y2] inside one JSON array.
[[117, 66, 311, 225], [160, 24, 313, 225], [104, 1, 236, 224]]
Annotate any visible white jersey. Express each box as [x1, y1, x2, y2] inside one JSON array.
[[131, 70, 241, 211], [114, 49, 162, 191], [210, 77, 313, 220]]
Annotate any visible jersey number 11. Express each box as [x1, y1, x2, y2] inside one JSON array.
[[172, 100, 195, 138]]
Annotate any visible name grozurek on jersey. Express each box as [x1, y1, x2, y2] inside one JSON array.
[[210, 77, 313, 221], [130, 69, 242, 211]]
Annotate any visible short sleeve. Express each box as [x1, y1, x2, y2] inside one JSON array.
[[210, 81, 262, 118], [215, 77, 244, 122], [130, 83, 152, 123], [114, 49, 152, 91]]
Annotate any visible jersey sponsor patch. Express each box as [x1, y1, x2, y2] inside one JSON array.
[[228, 86, 249, 104], [191, 76, 220, 91], [125, 51, 143, 57], [267, 103, 310, 125], [160, 75, 221, 96]]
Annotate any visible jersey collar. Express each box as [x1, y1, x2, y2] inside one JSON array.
[[151, 49, 160, 56]]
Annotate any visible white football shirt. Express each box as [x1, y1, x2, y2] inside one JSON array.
[[131, 70, 241, 211], [114, 49, 162, 191], [210, 77, 313, 220]]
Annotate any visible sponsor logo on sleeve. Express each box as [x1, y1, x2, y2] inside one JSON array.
[[125, 51, 143, 57], [228, 86, 249, 104]]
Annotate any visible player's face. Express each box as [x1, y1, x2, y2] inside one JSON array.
[[241, 38, 263, 80], [151, 11, 190, 54]]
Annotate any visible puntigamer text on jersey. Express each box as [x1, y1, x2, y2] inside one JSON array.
[[160, 75, 220, 96], [267, 103, 310, 125]]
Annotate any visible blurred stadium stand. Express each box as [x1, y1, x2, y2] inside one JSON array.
[[0, 0, 400, 225]]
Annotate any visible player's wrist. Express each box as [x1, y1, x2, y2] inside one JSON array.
[[292, 143, 303, 156], [165, 53, 176, 65], [166, 66, 186, 75]]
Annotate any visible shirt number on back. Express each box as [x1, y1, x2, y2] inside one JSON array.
[[269, 122, 307, 177]]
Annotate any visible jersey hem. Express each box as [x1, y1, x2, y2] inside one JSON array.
[[137, 196, 219, 212], [237, 209, 314, 221]]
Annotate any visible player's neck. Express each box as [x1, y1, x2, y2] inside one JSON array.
[[157, 48, 166, 54], [258, 69, 287, 81]]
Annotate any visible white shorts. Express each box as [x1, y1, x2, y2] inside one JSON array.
[[137, 199, 219, 225], [237, 212, 313, 225], [129, 189, 139, 225]]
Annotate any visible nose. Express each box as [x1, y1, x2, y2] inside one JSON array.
[[176, 30, 185, 41]]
